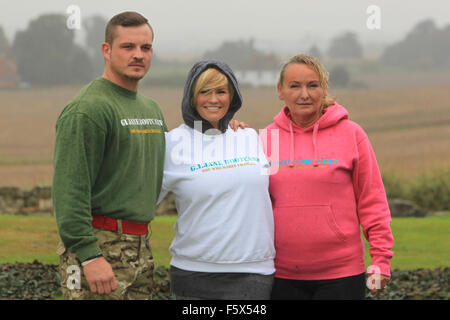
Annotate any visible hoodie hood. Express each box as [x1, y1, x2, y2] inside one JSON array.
[[182, 59, 243, 133], [273, 103, 349, 167]]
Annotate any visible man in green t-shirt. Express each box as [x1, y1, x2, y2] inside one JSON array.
[[52, 11, 167, 300]]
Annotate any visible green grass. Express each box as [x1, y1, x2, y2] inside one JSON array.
[[368, 212, 450, 270], [0, 213, 449, 270], [149, 215, 176, 266], [0, 214, 176, 267], [0, 215, 59, 264]]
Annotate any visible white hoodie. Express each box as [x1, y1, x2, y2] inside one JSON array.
[[158, 124, 275, 274]]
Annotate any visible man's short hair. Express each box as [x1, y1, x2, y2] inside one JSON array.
[[105, 11, 154, 45]]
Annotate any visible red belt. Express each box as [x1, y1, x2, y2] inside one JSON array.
[[91, 214, 149, 235]]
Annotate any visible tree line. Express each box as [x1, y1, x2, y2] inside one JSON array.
[[0, 14, 449, 87], [0, 14, 106, 86]]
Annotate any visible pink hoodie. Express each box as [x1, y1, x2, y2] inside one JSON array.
[[261, 103, 394, 280]]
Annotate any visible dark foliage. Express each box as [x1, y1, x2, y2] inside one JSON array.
[[366, 268, 449, 300], [11, 14, 93, 85], [0, 261, 447, 300], [0, 260, 60, 300], [327, 32, 363, 60], [382, 19, 450, 69], [203, 39, 279, 71], [329, 65, 351, 88], [0, 260, 174, 300]]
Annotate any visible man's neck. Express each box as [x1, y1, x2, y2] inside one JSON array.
[[102, 70, 139, 92]]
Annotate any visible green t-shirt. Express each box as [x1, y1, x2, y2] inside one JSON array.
[[52, 77, 167, 262]]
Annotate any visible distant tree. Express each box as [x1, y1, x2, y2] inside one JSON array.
[[0, 25, 9, 56], [329, 65, 350, 88], [434, 24, 450, 66], [70, 45, 95, 84], [11, 14, 93, 85], [307, 45, 322, 60], [203, 39, 253, 71], [203, 39, 279, 72], [327, 32, 363, 60], [382, 19, 438, 69], [84, 15, 107, 77], [0, 26, 19, 87], [382, 19, 450, 69]]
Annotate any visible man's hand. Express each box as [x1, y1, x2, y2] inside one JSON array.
[[83, 257, 118, 295]]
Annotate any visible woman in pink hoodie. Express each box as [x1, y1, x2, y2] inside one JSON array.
[[261, 54, 394, 300]]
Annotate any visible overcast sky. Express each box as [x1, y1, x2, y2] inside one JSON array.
[[1, 0, 449, 58]]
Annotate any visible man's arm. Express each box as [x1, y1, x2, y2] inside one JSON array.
[[53, 112, 117, 294], [53, 112, 105, 260]]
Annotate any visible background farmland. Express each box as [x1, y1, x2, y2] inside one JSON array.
[[1, 80, 449, 187], [1, 3, 450, 299]]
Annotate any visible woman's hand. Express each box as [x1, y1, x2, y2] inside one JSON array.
[[229, 119, 250, 131], [367, 273, 390, 294]]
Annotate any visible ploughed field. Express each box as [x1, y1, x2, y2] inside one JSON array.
[[0, 85, 449, 186]]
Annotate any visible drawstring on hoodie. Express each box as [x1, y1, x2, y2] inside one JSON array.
[[288, 120, 320, 167], [312, 122, 320, 167], [273, 104, 348, 170], [289, 121, 295, 167]]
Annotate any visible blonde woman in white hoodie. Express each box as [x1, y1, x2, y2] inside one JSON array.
[[157, 60, 275, 300]]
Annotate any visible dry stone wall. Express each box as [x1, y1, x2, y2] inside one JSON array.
[[0, 186, 177, 216], [0, 186, 53, 216], [0, 185, 428, 218]]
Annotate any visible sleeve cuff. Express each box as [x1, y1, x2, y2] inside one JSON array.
[[75, 242, 102, 263], [368, 258, 392, 277]]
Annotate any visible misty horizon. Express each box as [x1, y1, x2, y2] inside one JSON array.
[[1, 0, 450, 58]]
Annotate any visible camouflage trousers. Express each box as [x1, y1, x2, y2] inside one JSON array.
[[57, 226, 154, 300]]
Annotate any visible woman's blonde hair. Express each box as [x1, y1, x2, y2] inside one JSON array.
[[279, 54, 335, 108], [192, 68, 234, 107]]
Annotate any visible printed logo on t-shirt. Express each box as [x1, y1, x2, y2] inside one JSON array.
[[268, 158, 338, 170], [120, 118, 165, 134], [167, 122, 270, 175], [190, 157, 261, 173]]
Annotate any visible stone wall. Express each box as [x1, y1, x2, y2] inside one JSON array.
[[0, 186, 53, 216], [0, 186, 178, 216], [1, 185, 428, 218]]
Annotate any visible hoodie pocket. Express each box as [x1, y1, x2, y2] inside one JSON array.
[[273, 204, 347, 257]]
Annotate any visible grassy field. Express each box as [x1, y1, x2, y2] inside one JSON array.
[[0, 84, 449, 186], [0, 215, 176, 267], [0, 213, 449, 270]]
